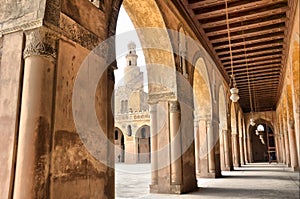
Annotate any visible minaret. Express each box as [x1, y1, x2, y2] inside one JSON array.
[[124, 42, 143, 91]]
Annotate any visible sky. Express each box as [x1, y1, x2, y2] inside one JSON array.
[[115, 6, 147, 91]]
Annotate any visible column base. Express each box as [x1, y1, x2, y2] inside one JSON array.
[[197, 172, 221, 178], [150, 183, 197, 194], [149, 184, 158, 193], [290, 166, 299, 171], [233, 163, 241, 167], [222, 167, 232, 171]]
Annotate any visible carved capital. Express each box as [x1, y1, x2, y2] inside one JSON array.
[[23, 28, 57, 60], [169, 101, 180, 113]]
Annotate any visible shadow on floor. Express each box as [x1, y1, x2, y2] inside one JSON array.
[[189, 187, 298, 198]]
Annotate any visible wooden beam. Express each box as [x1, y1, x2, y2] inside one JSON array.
[[187, 0, 232, 9], [217, 42, 283, 55], [222, 54, 282, 66], [237, 78, 279, 86], [232, 68, 281, 77], [193, 0, 287, 20], [206, 18, 286, 37], [214, 35, 284, 50], [235, 72, 280, 80], [202, 7, 289, 29], [235, 75, 279, 83], [211, 27, 286, 44], [220, 49, 283, 61], [224, 58, 282, 69]]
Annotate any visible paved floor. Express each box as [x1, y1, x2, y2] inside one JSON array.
[[115, 163, 299, 199]]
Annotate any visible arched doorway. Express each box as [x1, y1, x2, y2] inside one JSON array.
[[250, 120, 276, 163], [135, 125, 151, 163], [115, 127, 125, 163]]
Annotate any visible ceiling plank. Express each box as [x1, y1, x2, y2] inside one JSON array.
[[220, 49, 283, 61], [193, 0, 287, 20], [214, 35, 284, 50], [217, 42, 283, 55], [206, 18, 286, 37], [202, 7, 289, 29], [211, 27, 286, 44]]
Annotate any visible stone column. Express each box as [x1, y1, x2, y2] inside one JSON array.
[[149, 103, 158, 186], [283, 119, 291, 166], [207, 120, 215, 173], [222, 129, 231, 170], [243, 124, 248, 164], [219, 128, 225, 171], [232, 133, 240, 167], [239, 135, 245, 165], [194, 116, 200, 174], [13, 28, 56, 199], [169, 101, 182, 184], [274, 134, 281, 163], [287, 120, 299, 170], [195, 118, 209, 177], [279, 120, 286, 163], [286, 86, 299, 170], [246, 129, 253, 163], [281, 133, 286, 163]]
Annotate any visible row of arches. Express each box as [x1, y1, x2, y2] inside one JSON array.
[[115, 125, 151, 164]]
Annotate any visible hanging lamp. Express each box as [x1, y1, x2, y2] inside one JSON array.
[[225, 0, 239, 102]]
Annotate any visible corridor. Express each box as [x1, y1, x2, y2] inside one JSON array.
[[116, 163, 299, 199]]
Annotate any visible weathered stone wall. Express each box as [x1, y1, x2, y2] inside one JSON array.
[[0, 31, 24, 199], [48, 1, 114, 197], [0, 0, 45, 34], [276, 0, 300, 168]]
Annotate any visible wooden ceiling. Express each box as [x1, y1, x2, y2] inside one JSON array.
[[180, 0, 298, 112]]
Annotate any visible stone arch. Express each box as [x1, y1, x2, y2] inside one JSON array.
[[135, 125, 151, 163], [193, 57, 214, 177], [193, 58, 212, 119], [119, 0, 177, 102], [249, 118, 275, 162], [114, 127, 125, 163]]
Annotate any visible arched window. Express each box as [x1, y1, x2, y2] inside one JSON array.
[[115, 130, 118, 140], [129, 60, 132, 66], [141, 127, 146, 138], [124, 100, 128, 112], [127, 125, 132, 136], [179, 26, 188, 78], [121, 100, 124, 113]]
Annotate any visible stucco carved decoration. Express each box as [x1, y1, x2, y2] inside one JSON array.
[[23, 28, 57, 60]]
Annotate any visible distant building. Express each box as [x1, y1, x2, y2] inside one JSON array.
[[114, 42, 150, 164]]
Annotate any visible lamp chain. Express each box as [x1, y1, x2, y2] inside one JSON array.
[[225, 0, 234, 79], [241, 22, 253, 114]]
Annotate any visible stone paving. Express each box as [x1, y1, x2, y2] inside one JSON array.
[[116, 162, 299, 199]]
